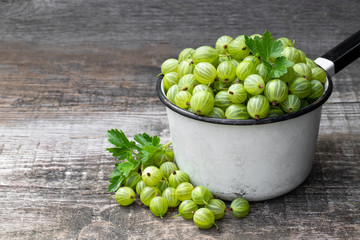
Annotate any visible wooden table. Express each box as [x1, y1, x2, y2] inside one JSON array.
[[1, 1, 359, 239]]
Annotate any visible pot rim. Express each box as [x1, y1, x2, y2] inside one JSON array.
[[156, 72, 333, 125]]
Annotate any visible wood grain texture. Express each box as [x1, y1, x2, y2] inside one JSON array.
[[0, 0, 359, 239]]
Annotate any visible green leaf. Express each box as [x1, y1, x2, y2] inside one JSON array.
[[108, 175, 124, 192], [245, 30, 284, 61], [270, 56, 294, 78], [244, 35, 258, 56], [118, 161, 137, 177], [107, 129, 130, 148], [106, 129, 137, 161], [109, 168, 121, 178], [106, 147, 130, 160], [134, 133, 161, 149]]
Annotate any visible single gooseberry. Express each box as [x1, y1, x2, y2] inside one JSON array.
[[140, 186, 161, 207], [229, 198, 250, 218], [159, 162, 178, 180], [141, 166, 163, 187], [191, 186, 212, 205], [175, 182, 194, 201], [150, 196, 168, 218], [162, 187, 180, 208], [173, 199, 198, 220], [114, 187, 135, 206], [168, 170, 190, 188], [247, 95, 270, 119], [205, 199, 227, 220], [193, 208, 218, 230]]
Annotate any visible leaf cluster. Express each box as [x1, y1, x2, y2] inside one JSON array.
[[244, 30, 294, 78], [106, 129, 163, 192]]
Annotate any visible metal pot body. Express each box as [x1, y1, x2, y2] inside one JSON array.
[[166, 104, 322, 201]]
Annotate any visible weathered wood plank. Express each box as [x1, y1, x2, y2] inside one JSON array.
[[0, 0, 359, 239]]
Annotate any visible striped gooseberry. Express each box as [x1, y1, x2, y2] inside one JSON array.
[[277, 37, 294, 48], [280, 94, 301, 113], [178, 48, 195, 62], [212, 80, 232, 93], [174, 199, 198, 220], [175, 182, 194, 201], [305, 57, 317, 68], [163, 72, 179, 91], [168, 170, 190, 188], [140, 186, 161, 207], [250, 33, 262, 39], [310, 67, 327, 84], [193, 208, 218, 229], [207, 107, 225, 119], [256, 62, 270, 83], [191, 186, 212, 205], [281, 47, 301, 64], [268, 106, 285, 118], [150, 196, 168, 218], [236, 60, 256, 81], [228, 83, 247, 104], [114, 187, 136, 206], [177, 60, 195, 79], [215, 35, 233, 54], [192, 84, 213, 96], [174, 91, 192, 109], [264, 79, 288, 105], [159, 162, 178, 180], [152, 148, 174, 167], [142, 166, 163, 187], [243, 55, 261, 67], [162, 187, 180, 208], [124, 172, 142, 190], [161, 58, 179, 75], [205, 199, 227, 220], [297, 49, 307, 63], [166, 84, 179, 104], [307, 80, 324, 103], [178, 74, 198, 92], [234, 34, 245, 41], [225, 104, 249, 120], [192, 46, 219, 66], [136, 180, 146, 195], [230, 59, 240, 68], [228, 38, 250, 61], [216, 60, 237, 84], [244, 74, 265, 95], [279, 66, 296, 83], [157, 180, 169, 193], [288, 77, 312, 99], [247, 95, 270, 119], [214, 90, 232, 111], [293, 63, 312, 79], [193, 62, 217, 84], [190, 90, 215, 116], [229, 198, 250, 218]]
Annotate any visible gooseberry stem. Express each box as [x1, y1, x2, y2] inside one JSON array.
[[213, 222, 219, 230], [162, 141, 172, 149]]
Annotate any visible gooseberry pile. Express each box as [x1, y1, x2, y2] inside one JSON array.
[[160, 31, 327, 119], [111, 147, 250, 230]]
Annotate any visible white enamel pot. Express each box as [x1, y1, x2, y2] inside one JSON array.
[[156, 30, 360, 201]]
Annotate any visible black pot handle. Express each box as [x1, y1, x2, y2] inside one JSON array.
[[320, 29, 360, 75]]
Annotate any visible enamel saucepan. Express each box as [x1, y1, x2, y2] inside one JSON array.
[[156, 30, 360, 201]]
